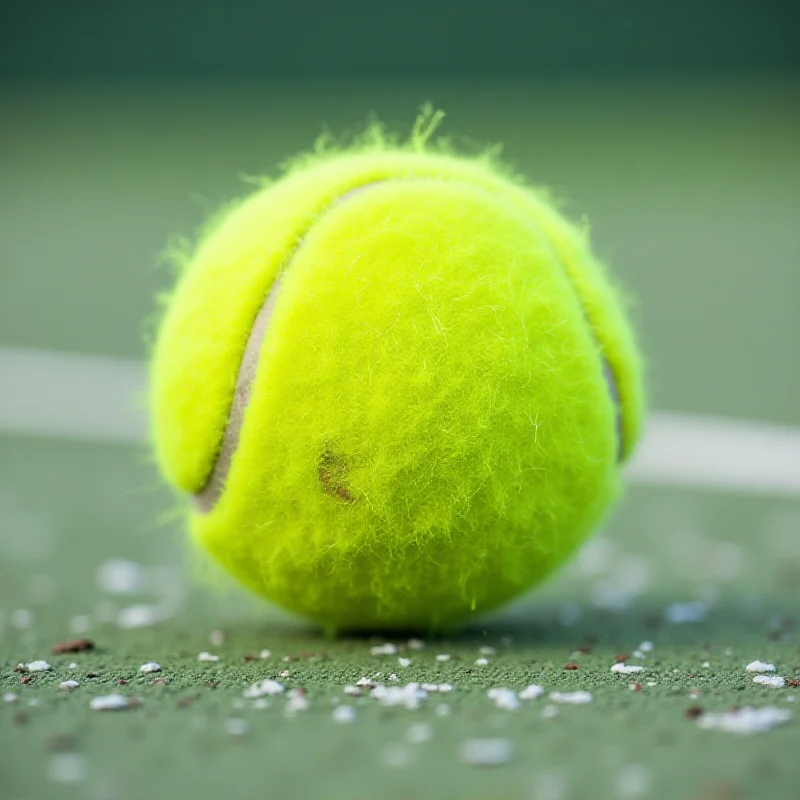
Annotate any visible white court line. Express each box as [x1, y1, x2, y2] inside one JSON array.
[[1, 346, 799, 496]]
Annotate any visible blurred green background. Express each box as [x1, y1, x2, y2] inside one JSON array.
[[1, 3, 799, 799]]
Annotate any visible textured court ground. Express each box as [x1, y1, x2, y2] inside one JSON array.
[[1, 80, 799, 799]]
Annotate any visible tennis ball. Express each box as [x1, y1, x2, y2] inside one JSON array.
[[150, 117, 644, 632]]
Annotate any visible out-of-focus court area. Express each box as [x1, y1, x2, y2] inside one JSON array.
[[1, 3, 799, 799]]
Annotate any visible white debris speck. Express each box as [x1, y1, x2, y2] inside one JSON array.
[[370, 643, 397, 656], [388, 673, 398, 681], [47, 753, 86, 784], [438, 683, 453, 693], [639, 641, 654, 653], [279, 669, 290, 678], [421, 683, 438, 692], [243, 679, 285, 699], [666, 601, 707, 624], [356, 676, 376, 687], [698, 706, 791, 734], [459, 738, 513, 766], [382, 743, 411, 768], [479, 646, 496, 655], [436, 653, 451, 662], [226, 717, 249, 737], [259, 649, 272, 659], [68, 662, 78, 669], [549, 691, 593, 705], [617, 764, 652, 799], [611, 663, 645, 674], [632, 650, 646, 659], [26, 660, 52, 672], [139, 662, 161, 674], [69, 615, 91, 635], [343, 685, 362, 697], [333, 705, 356, 723], [11, 608, 33, 630], [197, 651, 219, 663], [475, 658, 489, 666], [406, 721, 433, 743], [372, 683, 428, 709], [647, 681, 658, 687], [209, 629, 225, 646], [90, 694, 131, 711], [58, 680, 80, 691], [398, 657, 411, 668], [702, 661, 711, 668], [117, 604, 160, 629], [487, 687, 520, 711], [285, 693, 309, 715], [519, 684, 545, 700], [97, 559, 144, 594], [408, 638, 425, 650], [746, 661, 776, 673], [3, 693, 18, 703], [753, 676, 786, 688]]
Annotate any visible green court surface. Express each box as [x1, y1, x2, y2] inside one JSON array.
[[1, 79, 799, 800]]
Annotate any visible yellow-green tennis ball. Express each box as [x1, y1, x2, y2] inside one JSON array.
[[150, 142, 644, 632]]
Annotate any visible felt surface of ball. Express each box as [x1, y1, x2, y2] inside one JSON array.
[[150, 123, 644, 632]]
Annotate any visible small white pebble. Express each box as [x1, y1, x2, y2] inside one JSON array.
[[435, 703, 451, 716], [26, 660, 52, 672], [753, 676, 786, 688], [639, 641, 654, 653], [90, 694, 131, 711], [370, 643, 398, 656], [408, 638, 425, 650], [382, 743, 411, 768], [421, 683, 438, 692], [226, 717, 249, 737], [518, 684, 545, 700], [3, 693, 18, 703], [646, 681, 658, 687], [47, 753, 86, 784], [285, 694, 310, 715], [197, 652, 219, 663], [698, 706, 791, 734], [398, 657, 411, 668], [438, 683, 453, 693], [279, 670, 290, 678], [332, 704, 356, 724], [406, 722, 433, 743], [487, 687, 519, 711], [356, 676, 376, 687], [689, 689, 702, 700], [460, 738, 513, 766], [436, 653, 451, 662], [474, 658, 489, 666], [139, 662, 161, 674], [701, 661, 711, 668], [549, 691, 593, 705], [68, 662, 78, 670], [746, 660, 776, 673], [259, 649, 272, 659], [343, 685, 362, 696], [611, 663, 645, 675], [389, 673, 399, 681], [479, 646, 496, 655], [58, 680, 80, 691], [243, 679, 285, 699]]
